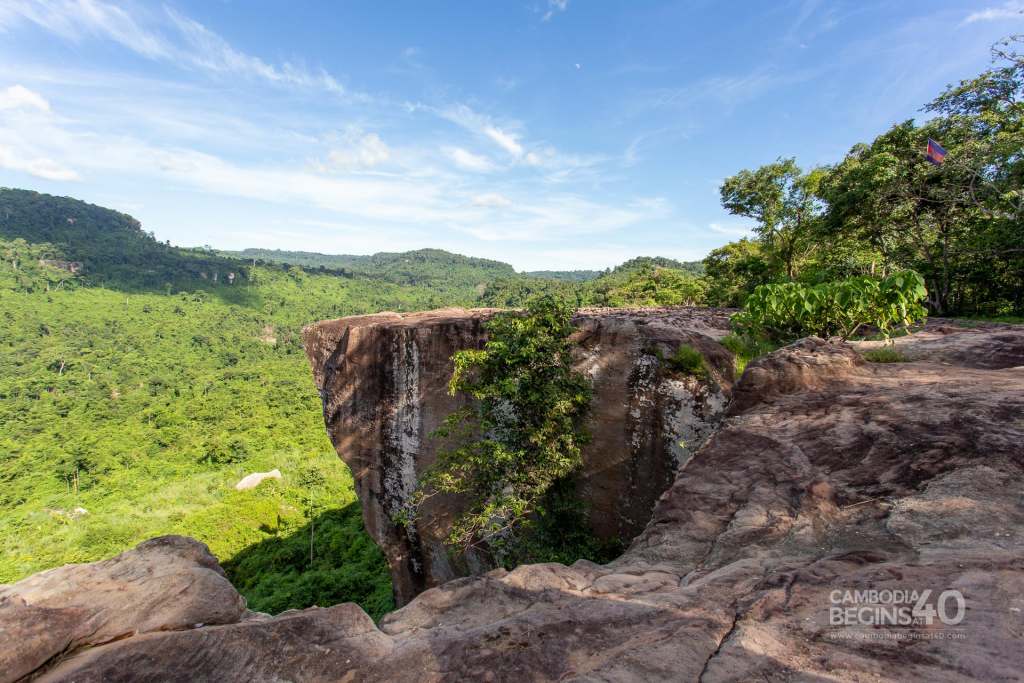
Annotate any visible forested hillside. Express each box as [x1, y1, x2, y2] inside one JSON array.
[[480, 256, 706, 308], [0, 242, 464, 617], [0, 202, 515, 618], [0, 189, 247, 297], [222, 247, 516, 298]]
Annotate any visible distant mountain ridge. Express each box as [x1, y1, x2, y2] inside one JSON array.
[[220, 247, 516, 290], [0, 188, 246, 294], [0, 188, 706, 305]]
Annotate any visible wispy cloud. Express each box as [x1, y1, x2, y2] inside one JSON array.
[[438, 104, 526, 158], [319, 129, 391, 171], [649, 65, 825, 112], [0, 0, 353, 96], [0, 84, 50, 111], [472, 192, 513, 208], [542, 0, 569, 22], [444, 146, 497, 173], [436, 102, 601, 180], [485, 126, 524, 157], [0, 145, 79, 180], [708, 222, 754, 238], [961, 1, 1024, 24]]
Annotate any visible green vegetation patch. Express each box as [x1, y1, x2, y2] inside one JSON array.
[[666, 344, 708, 378], [402, 296, 603, 567], [732, 271, 928, 343], [861, 347, 911, 363], [719, 334, 781, 376]]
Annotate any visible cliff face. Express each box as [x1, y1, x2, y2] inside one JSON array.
[[8, 323, 1024, 682], [301, 306, 735, 604]]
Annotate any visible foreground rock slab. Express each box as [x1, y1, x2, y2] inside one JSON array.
[[302, 306, 736, 604], [0, 536, 245, 682], [4, 323, 1023, 682]]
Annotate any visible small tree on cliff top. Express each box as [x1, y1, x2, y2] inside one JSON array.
[[402, 295, 592, 553]]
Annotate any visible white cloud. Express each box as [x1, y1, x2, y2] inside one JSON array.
[[962, 1, 1024, 24], [0, 95, 660, 243], [444, 146, 496, 172], [542, 0, 569, 22], [438, 104, 525, 158], [471, 192, 512, 208], [0, 84, 50, 111], [434, 102, 600, 177], [0, 1, 351, 96], [484, 126, 523, 157], [0, 145, 79, 180], [708, 222, 755, 238], [323, 131, 391, 170]]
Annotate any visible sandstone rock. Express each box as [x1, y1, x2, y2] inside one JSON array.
[[7, 323, 1024, 682], [0, 536, 245, 682], [302, 306, 736, 604], [853, 319, 1024, 369]]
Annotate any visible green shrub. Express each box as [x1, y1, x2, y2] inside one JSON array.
[[719, 334, 780, 375], [601, 266, 708, 307], [666, 344, 707, 378], [731, 271, 928, 343], [861, 347, 910, 363]]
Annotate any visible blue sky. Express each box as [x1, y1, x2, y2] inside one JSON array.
[[0, 1, 1019, 270]]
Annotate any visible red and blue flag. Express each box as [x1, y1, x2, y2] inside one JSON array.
[[926, 138, 947, 165]]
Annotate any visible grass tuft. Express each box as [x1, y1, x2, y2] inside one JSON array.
[[861, 347, 910, 363], [667, 344, 707, 378], [719, 334, 780, 376]]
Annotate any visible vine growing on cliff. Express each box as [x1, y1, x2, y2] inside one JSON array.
[[401, 295, 593, 555]]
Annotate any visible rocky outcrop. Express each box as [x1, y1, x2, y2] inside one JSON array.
[[0, 536, 246, 682], [5, 323, 1024, 682], [302, 307, 736, 604]]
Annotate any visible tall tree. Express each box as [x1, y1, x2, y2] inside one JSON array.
[[701, 238, 773, 307], [819, 36, 1023, 314], [719, 158, 825, 279]]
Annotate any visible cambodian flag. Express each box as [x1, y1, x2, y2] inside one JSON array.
[[926, 138, 947, 165]]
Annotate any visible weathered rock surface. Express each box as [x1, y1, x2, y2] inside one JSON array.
[[0, 536, 246, 682], [854, 318, 1024, 369], [302, 306, 736, 604], [6, 322, 1024, 682]]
